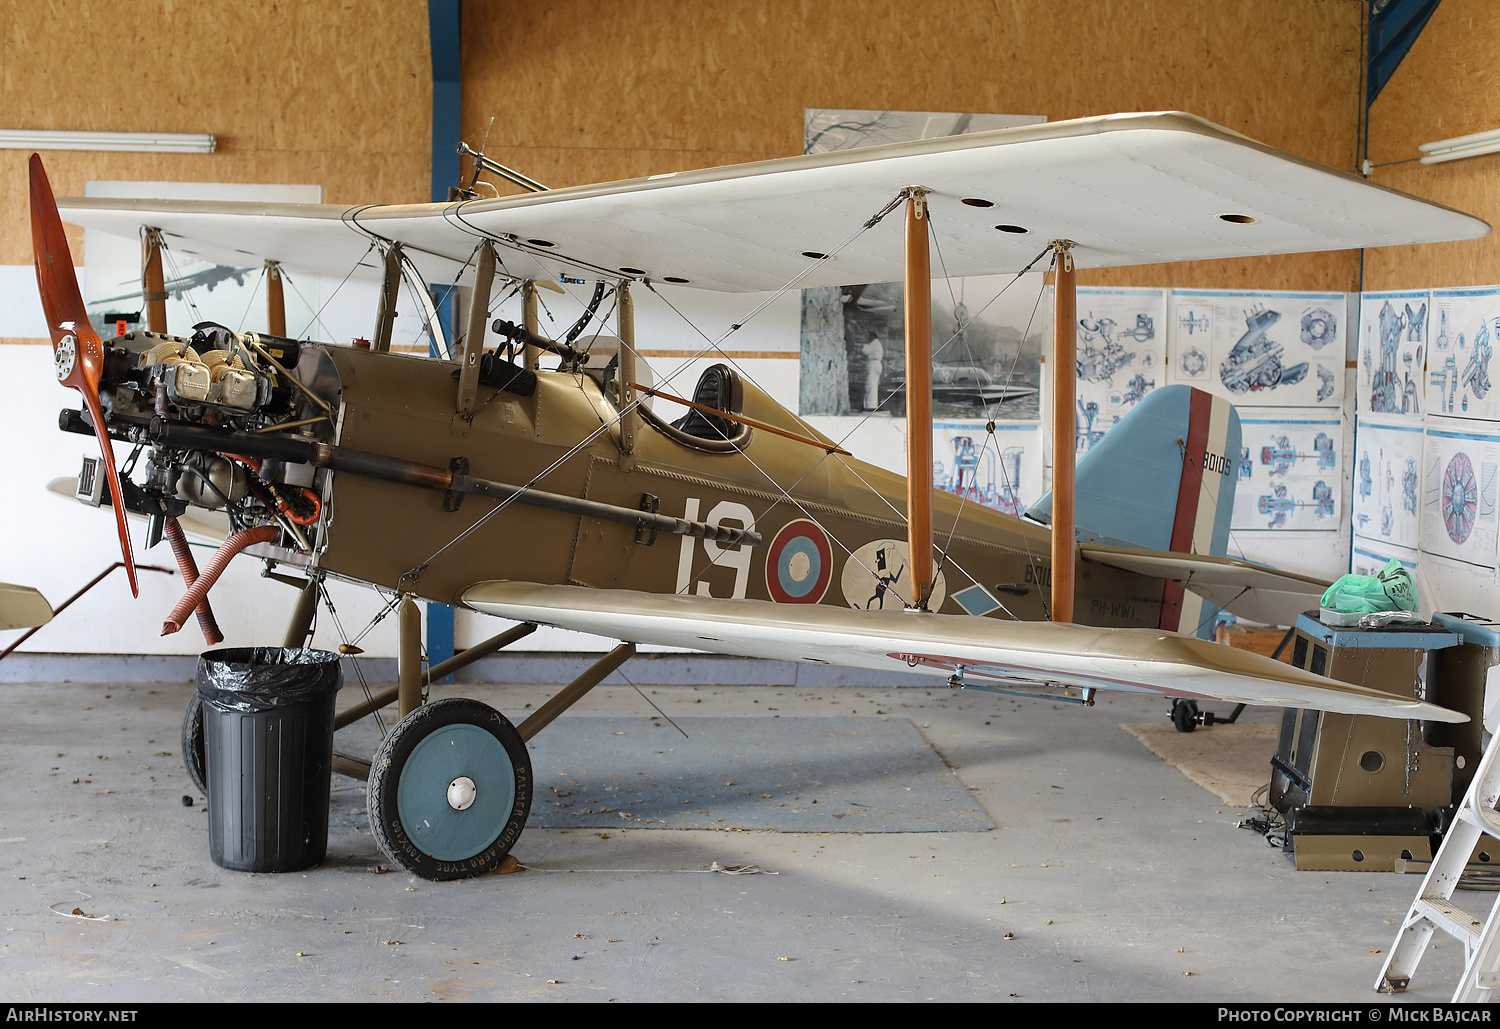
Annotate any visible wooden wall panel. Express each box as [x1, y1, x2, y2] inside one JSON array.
[[0, 0, 432, 265], [464, 0, 1365, 290], [1364, 0, 1500, 290]]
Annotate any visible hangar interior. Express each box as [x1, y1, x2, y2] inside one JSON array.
[[2, 0, 1500, 1004]]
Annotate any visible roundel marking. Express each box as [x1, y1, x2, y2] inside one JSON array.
[[765, 519, 833, 604]]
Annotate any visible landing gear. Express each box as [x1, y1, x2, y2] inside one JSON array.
[[1171, 698, 1200, 733], [181, 693, 207, 795], [1169, 698, 1247, 733], [368, 698, 532, 881]]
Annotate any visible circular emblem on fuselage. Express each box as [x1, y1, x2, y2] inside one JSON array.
[[764, 519, 833, 604], [839, 539, 947, 611]]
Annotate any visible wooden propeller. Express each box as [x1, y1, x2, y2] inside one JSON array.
[[30, 155, 138, 597]]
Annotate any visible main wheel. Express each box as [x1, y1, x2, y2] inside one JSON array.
[[181, 693, 207, 796], [367, 697, 532, 881]]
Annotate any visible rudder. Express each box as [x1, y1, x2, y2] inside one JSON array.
[[1026, 384, 1242, 636]]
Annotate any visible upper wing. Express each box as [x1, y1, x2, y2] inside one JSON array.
[[57, 112, 1489, 293], [461, 581, 1464, 723], [1081, 543, 1329, 626]]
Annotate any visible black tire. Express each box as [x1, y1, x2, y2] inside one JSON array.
[[367, 698, 531, 881], [181, 693, 207, 796], [1171, 699, 1199, 734]]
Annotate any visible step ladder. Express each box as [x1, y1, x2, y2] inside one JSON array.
[[1376, 735, 1500, 1001]]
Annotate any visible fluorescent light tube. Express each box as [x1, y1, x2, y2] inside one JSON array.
[[1418, 126, 1500, 164], [0, 130, 216, 154]]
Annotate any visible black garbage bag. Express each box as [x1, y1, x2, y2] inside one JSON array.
[[196, 647, 342, 712]]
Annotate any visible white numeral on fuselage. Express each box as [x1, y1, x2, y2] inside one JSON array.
[[675, 498, 755, 599]]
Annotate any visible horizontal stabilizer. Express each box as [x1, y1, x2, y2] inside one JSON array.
[[0, 583, 53, 631], [462, 582, 1464, 723], [1081, 544, 1330, 627]]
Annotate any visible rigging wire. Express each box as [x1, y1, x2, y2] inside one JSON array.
[[923, 216, 1053, 606], [283, 241, 379, 342], [316, 579, 390, 739], [402, 188, 916, 581], [398, 245, 478, 358], [235, 263, 269, 330], [611, 665, 690, 739], [641, 228, 1057, 609], [149, 233, 205, 327]]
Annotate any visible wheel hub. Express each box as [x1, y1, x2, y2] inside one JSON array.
[[447, 776, 477, 811]]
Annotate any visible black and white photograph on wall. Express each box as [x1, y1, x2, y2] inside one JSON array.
[[798, 108, 1049, 420], [801, 275, 1048, 419]]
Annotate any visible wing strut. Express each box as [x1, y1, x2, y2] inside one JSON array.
[[1049, 240, 1077, 622], [142, 227, 167, 333], [903, 188, 934, 610], [266, 260, 286, 337]]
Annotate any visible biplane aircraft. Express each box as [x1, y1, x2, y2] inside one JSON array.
[[29, 112, 1490, 880]]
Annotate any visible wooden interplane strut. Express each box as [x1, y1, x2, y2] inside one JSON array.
[[1049, 241, 1077, 623]]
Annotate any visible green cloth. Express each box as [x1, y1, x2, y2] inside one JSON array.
[[1320, 558, 1418, 614]]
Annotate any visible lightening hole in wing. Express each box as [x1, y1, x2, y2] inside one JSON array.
[[526, 238, 555, 247], [960, 197, 995, 208], [800, 251, 831, 260], [993, 224, 1028, 234], [1219, 214, 1257, 224], [618, 266, 647, 275]]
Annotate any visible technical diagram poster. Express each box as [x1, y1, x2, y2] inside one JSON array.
[[1074, 287, 1168, 457], [1351, 542, 1418, 579], [801, 418, 1045, 516], [1426, 286, 1500, 421], [1232, 411, 1342, 531], [1420, 425, 1500, 571], [1356, 290, 1429, 424], [1168, 290, 1346, 408], [933, 421, 1042, 516], [1352, 418, 1424, 550]]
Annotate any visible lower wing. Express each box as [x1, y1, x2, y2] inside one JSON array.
[[461, 582, 1463, 723], [0, 583, 52, 631]]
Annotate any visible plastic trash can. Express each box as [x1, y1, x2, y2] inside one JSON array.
[[196, 647, 342, 872]]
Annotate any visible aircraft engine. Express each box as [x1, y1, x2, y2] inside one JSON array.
[[60, 319, 339, 564]]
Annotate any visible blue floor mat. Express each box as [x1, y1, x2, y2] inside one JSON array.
[[525, 717, 994, 832]]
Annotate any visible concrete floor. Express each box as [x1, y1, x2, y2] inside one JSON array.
[[0, 675, 1473, 1003]]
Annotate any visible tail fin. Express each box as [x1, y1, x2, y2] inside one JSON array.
[[1027, 384, 1242, 636]]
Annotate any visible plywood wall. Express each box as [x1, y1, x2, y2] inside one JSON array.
[[463, 0, 1367, 291], [0, 0, 433, 267], [1364, 0, 1500, 290]]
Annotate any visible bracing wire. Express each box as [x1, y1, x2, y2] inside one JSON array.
[[402, 188, 916, 581]]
